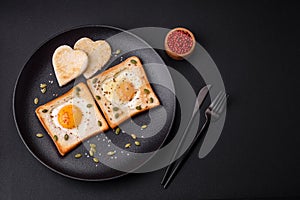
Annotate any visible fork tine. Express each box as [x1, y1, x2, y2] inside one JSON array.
[[212, 92, 225, 112], [209, 91, 223, 109], [210, 91, 225, 111], [215, 93, 227, 113]]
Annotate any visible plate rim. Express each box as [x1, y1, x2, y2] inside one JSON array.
[[12, 24, 176, 181]]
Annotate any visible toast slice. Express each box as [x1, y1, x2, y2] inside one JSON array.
[[87, 56, 160, 129], [35, 82, 109, 156], [52, 45, 88, 87], [74, 37, 111, 79]]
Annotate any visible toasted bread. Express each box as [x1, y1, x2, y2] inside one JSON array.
[[87, 56, 160, 129], [52, 45, 88, 87], [35, 82, 109, 156], [74, 37, 111, 79]]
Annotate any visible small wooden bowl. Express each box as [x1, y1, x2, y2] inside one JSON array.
[[164, 27, 196, 60]]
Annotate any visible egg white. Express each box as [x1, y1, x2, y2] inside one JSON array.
[[101, 68, 144, 108], [49, 96, 94, 136]]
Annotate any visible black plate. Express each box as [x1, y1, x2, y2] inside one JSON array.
[[13, 25, 176, 181]]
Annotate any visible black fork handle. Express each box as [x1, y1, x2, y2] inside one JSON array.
[[162, 115, 211, 188]]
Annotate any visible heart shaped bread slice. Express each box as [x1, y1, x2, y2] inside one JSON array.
[[52, 45, 88, 87], [74, 37, 111, 79]]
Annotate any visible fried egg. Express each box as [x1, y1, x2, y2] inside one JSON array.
[[50, 97, 88, 134], [101, 68, 144, 108]]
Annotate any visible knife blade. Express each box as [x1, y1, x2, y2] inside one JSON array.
[[192, 85, 211, 117]]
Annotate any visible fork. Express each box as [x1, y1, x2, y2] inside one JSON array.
[[161, 91, 228, 188]]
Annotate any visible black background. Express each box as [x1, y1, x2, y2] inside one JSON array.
[[1, 0, 299, 199]]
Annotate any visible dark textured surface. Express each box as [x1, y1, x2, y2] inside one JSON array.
[[1, 0, 299, 199]]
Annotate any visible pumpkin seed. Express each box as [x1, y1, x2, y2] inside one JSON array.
[[115, 127, 121, 135], [144, 88, 150, 94], [42, 109, 48, 113], [41, 88, 46, 94], [93, 157, 99, 163], [90, 147, 96, 153], [125, 143, 131, 148], [113, 107, 119, 111], [136, 105, 142, 110], [36, 133, 43, 138], [92, 78, 98, 84], [149, 97, 154, 103], [87, 104, 92, 108], [115, 49, 121, 55], [75, 153, 82, 158], [98, 120, 102, 127], [115, 113, 119, 119], [34, 98, 39, 105], [75, 87, 81, 92], [130, 59, 137, 65], [89, 150, 94, 157], [90, 143, 96, 148], [107, 151, 116, 156], [95, 95, 101, 100], [53, 135, 58, 141], [141, 125, 147, 129], [135, 141, 141, 146], [64, 134, 69, 140], [113, 68, 126, 78], [131, 134, 137, 140], [40, 83, 47, 88]]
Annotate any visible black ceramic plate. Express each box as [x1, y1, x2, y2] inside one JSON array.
[[13, 25, 176, 180]]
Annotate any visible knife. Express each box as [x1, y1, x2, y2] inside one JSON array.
[[161, 84, 211, 185]]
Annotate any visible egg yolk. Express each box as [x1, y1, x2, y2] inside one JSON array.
[[115, 81, 135, 103], [57, 105, 82, 129]]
